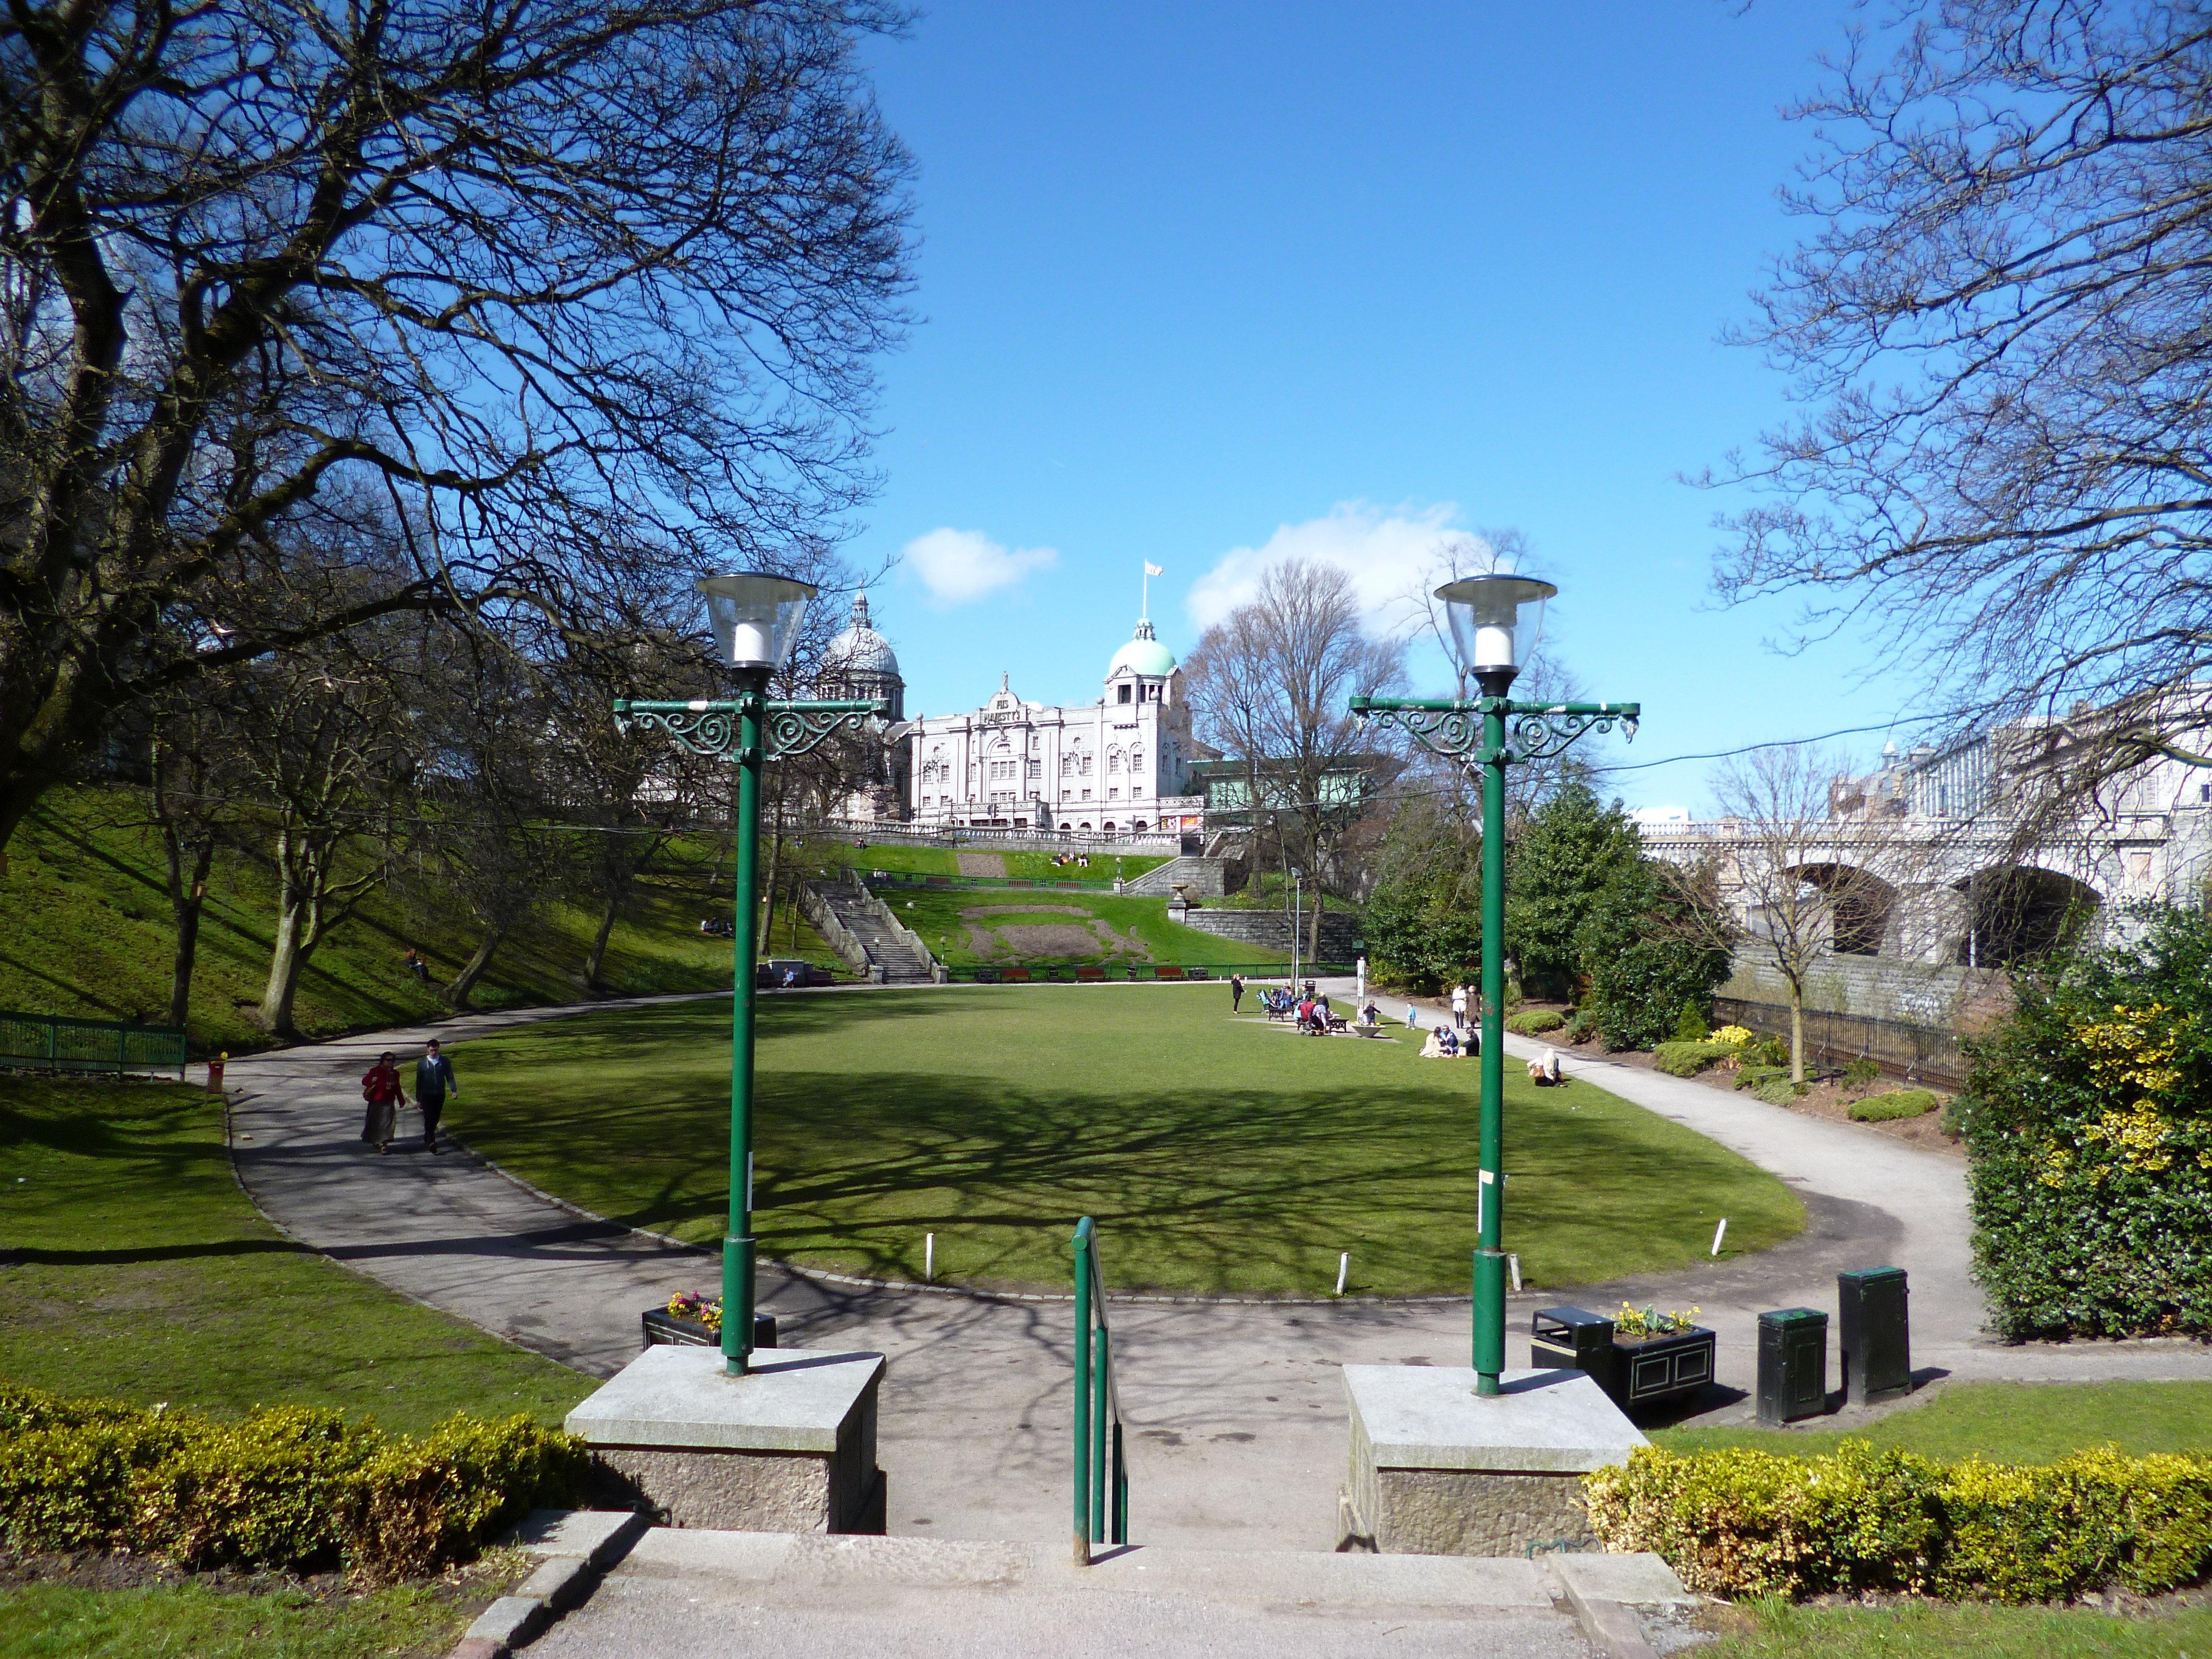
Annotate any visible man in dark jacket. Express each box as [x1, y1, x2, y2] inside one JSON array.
[[415, 1039, 458, 1152]]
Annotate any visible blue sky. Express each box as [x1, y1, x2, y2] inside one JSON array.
[[843, 1, 1908, 814]]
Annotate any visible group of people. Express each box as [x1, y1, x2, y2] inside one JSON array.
[[1048, 853, 1093, 869], [1420, 1023, 1473, 1059], [359, 1040, 459, 1155]]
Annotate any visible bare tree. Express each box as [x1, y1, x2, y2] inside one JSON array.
[[146, 685, 236, 1030], [1704, 745, 1910, 1083], [1183, 559, 1407, 953], [1714, 2, 2212, 813], [219, 643, 415, 1035], [0, 0, 913, 858]]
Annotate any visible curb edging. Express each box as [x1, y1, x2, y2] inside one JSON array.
[[444, 1508, 650, 1659]]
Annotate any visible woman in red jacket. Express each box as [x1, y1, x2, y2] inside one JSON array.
[[360, 1052, 406, 1154]]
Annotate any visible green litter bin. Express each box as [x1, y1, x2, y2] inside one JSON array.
[[1757, 1307, 1828, 1425], [1839, 1267, 1911, 1406]]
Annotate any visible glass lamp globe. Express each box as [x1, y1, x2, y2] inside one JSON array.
[[1436, 575, 1558, 682], [698, 573, 816, 671]]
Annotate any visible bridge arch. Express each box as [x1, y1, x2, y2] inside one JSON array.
[[1785, 862, 1900, 956], [1953, 865, 2103, 968]]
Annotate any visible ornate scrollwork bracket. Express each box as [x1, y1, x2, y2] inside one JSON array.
[[1349, 696, 1640, 769], [613, 696, 884, 762]]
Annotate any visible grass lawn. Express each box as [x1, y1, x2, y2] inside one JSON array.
[[0, 785, 798, 1054], [0, 1076, 590, 1431], [885, 886, 1289, 968], [793, 837, 1170, 884], [0, 1563, 528, 1659], [1653, 1380, 2212, 1464], [447, 986, 1803, 1295], [1708, 1598, 2212, 1658]]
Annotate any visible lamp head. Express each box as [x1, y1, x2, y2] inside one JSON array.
[[1436, 574, 1558, 685], [698, 573, 816, 671]]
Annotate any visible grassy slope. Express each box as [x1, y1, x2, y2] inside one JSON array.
[[0, 1076, 590, 1431], [0, 1568, 529, 1659], [1654, 1379, 2212, 1464], [1710, 1600, 2212, 1658], [792, 837, 1171, 883], [447, 987, 1803, 1295], [0, 785, 841, 1053], [886, 886, 1290, 967]]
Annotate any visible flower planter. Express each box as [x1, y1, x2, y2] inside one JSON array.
[[640, 1307, 778, 1352], [1530, 1305, 1714, 1413]]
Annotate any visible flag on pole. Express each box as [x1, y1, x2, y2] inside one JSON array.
[[1143, 561, 1163, 577]]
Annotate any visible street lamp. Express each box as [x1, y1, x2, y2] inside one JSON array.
[[1351, 575, 1638, 1397], [1289, 866, 1302, 989], [615, 573, 882, 1377]]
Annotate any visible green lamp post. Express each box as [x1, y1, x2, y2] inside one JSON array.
[[1350, 575, 1638, 1397], [614, 573, 882, 1377]]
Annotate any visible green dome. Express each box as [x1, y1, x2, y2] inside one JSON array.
[[1109, 621, 1176, 679]]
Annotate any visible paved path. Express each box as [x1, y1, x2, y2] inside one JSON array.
[[226, 988, 2212, 1557]]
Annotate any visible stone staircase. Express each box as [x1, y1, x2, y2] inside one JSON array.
[[1121, 854, 1228, 897], [807, 875, 936, 984], [512, 1526, 1696, 1659]]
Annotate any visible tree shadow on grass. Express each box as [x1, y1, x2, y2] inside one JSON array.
[[471, 1067, 1799, 1297]]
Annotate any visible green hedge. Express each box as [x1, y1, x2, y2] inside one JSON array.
[[1653, 1039, 1740, 1077], [0, 1386, 587, 1581], [1505, 1009, 1565, 1036], [1586, 1441, 2212, 1602], [1851, 1089, 1938, 1123], [1961, 906, 2212, 1339]]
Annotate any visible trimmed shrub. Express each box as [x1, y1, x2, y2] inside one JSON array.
[[1585, 1441, 2212, 1603], [1850, 1089, 1939, 1123], [1561, 1007, 1602, 1046], [1733, 1065, 1789, 1093], [1673, 1006, 1712, 1042], [1710, 1025, 1756, 1049], [1653, 1040, 1740, 1078], [0, 1386, 586, 1582], [1842, 1056, 1882, 1090], [1961, 905, 2212, 1340], [1505, 1009, 1564, 1036], [1752, 1076, 1805, 1107]]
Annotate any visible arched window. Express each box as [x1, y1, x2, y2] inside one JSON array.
[[1108, 749, 1122, 774]]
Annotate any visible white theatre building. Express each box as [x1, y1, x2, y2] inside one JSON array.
[[906, 618, 1202, 833]]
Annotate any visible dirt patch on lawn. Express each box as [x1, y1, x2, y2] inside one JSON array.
[[955, 852, 1006, 878], [960, 904, 1090, 919], [996, 924, 1113, 956]]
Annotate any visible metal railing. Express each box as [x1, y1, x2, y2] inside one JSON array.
[[0, 1010, 188, 1079], [947, 961, 1352, 984], [1071, 1215, 1129, 1565]]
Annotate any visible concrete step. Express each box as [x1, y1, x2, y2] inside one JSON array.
[[524, 1529, 1636, 1659]]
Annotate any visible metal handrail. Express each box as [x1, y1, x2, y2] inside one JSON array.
[[0, 1010, 188, 1079], [1071, 1215, 1129, 1564]]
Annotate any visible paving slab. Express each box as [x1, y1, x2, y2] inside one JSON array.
[[524, 1529, 1596, 1659]]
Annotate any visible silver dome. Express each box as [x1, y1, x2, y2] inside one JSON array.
[[824, 592, 901, 679]]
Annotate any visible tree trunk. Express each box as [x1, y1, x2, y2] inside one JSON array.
[[759, 810, 784, 952], [582, 889, 622, 992], [1308, 888, 1324, 960], [165, 837, 215, 1031], [1788, 986, 1806, 1084], [445, 925, 507, 1011], [260, 897, 309, 1035]]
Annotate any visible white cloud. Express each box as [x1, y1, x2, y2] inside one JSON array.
[[1184, 501, 1486, 637], [900, 527, 1057, 606]]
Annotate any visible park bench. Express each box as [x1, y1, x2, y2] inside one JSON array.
[[1002, 966, 1032, 982], [1155, 966, 1185, 981], [973, 966, 1001, 983], [1184, 967, 1211, 981], [1076, 966, 1106, 983]]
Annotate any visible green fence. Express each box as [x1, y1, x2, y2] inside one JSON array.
[[851, 867, 1125, 895], [0, 1010, 189, 1079]]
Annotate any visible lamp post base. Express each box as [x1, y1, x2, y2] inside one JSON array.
[[567, 1345, 887, 1534], [1341, 1365, 1646, 1557]]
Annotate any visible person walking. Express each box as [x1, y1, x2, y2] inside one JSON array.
[[1451, 982, 1469, 1031], [360, 1052, 405, 1154], [415, 1038, 458, 1153], [1230, 972, 1245, 1013]]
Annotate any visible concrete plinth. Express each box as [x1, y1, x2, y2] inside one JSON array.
[[566, 1345, 886, 1533], [1341, 1366, 1646, 1557]]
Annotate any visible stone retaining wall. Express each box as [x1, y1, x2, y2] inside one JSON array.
[[1170, 906, 1361, 956]]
